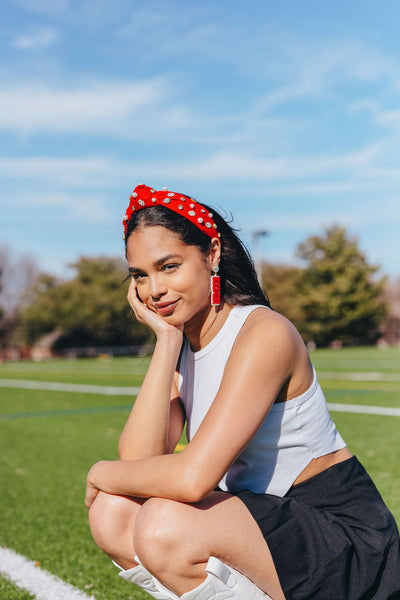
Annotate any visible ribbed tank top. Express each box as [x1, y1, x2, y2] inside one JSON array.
[[178, 304, 346, 497]]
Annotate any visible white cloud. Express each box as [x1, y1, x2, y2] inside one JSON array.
[[0, 142, 383, 199], [348, 98, 400, 136], [241, 212, 360, 232], [242, 201, 400, 232], [12, 28, 59, 50], [244, 38, 395, 123], [374, 109, 400, 129], [11, 0, 134, 28], [0, 189, 111, 222], [162, 145, 378, 181], [0, 156, 111, 187], [348, 98, 380, 115], [0, 79, 171, 136], [255, 180, 375, 198], [14, 0, 71, 15]]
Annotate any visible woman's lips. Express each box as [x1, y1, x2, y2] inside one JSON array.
[[154, 299, 179, 316]]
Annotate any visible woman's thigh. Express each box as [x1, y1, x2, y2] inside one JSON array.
[[133, 491, 285, 599]]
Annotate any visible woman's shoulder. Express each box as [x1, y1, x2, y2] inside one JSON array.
[[235, 305, 306, 357], [225, 305, 312, 399], [240, 305, 300, 335]]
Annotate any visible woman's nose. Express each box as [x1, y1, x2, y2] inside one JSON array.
[[149, 275, 167, 299]]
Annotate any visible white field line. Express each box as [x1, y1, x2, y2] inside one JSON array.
[[327, 403, 400, 417], [0, 378, 140, 395], [1, 379, 400, 417], [0, 547, 96, 600], [319, 371, 400, 382]]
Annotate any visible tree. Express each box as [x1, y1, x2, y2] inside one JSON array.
[[379, 277, 400, 344], [0, 246, 40, 352], [20, 257, 152, 349], [261, 262, 305, 324], [0, 246, 40, 315], [295, 225, 387, 346]]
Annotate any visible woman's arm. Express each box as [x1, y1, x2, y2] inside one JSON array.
[[118, 279, 185, 461], [118, 336, 185, 460], [86, 309, 312, 506]]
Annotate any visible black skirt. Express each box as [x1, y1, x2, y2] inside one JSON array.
[[236, 457, 400, 600]]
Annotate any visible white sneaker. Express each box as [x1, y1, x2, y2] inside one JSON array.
[[116, 556, 273, 600], [116, 559, 179, 600], [181, 556, 273, 600]]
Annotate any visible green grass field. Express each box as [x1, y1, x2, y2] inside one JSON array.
[[1, 347, 399, 600]]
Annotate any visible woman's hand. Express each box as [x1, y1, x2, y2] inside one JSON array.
[[85, 461, 107, 509], [127, 278, 183, 340]]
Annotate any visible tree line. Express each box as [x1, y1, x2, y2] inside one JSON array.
[[0, 226, 394, 355], [262, 225, 387, 347]]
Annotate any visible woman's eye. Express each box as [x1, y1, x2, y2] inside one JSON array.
[[131, 272, 146, 281], [163, 263, 179, 272]]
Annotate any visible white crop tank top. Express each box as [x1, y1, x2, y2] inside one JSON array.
[[178, 304, 346, 497]]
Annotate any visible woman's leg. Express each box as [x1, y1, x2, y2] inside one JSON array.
[[133, 492, 285, 600], [89, 490, 284, 598], [88, 490, 145, 569]]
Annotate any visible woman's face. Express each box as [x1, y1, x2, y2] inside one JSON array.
[[126, 225, 219, 326]]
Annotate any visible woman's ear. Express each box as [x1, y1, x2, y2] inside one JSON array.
[[208, 238, 221, 269]]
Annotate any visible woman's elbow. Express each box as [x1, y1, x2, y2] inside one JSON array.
[[176, 465, 217, 503]]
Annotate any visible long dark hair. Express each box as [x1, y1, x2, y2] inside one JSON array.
[[125, 202, 270, 308]]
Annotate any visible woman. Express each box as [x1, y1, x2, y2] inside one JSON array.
[[86, 184, 400, 600]]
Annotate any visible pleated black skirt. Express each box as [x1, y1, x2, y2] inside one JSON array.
[[236, 457, 400, 600]]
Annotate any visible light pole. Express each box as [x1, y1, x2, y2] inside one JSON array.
[[252, 230, 268, 287]]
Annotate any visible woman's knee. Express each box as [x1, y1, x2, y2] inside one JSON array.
[[89, 491, 138, 556], [133, 497, 190, 573]]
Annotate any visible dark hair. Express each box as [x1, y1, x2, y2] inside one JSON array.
[[125, 203, 270, 308]]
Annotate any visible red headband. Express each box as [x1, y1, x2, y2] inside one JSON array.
[[123, 184, 220, 241]]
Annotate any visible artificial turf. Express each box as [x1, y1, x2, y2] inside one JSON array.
[[0, 348, 399, 599]]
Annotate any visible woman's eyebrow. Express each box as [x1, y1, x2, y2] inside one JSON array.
[[128, 254, 183, 274], [154, 253, 183, 266], [128, 267, 140, 274]]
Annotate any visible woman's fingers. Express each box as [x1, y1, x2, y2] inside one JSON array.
[[127, 278, 183, 337], [127, 278, 141, 309], [85, 482, 100, 508], [127, 279, 148, 321]]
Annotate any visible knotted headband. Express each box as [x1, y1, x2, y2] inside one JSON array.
[[123, 184, 220, 241]]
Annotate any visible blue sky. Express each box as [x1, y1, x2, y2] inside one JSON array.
[[1, 0, 400, 279]]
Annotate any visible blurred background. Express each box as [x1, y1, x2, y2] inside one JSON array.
[[1, 5, 400, 599], [1, 0, 400, 357]]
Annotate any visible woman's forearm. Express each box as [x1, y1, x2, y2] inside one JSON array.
[[118, 330, 183, 460], [86, 452, 205, 506]]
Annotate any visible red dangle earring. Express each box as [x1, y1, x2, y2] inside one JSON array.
[[211, 265, 221, 306]]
